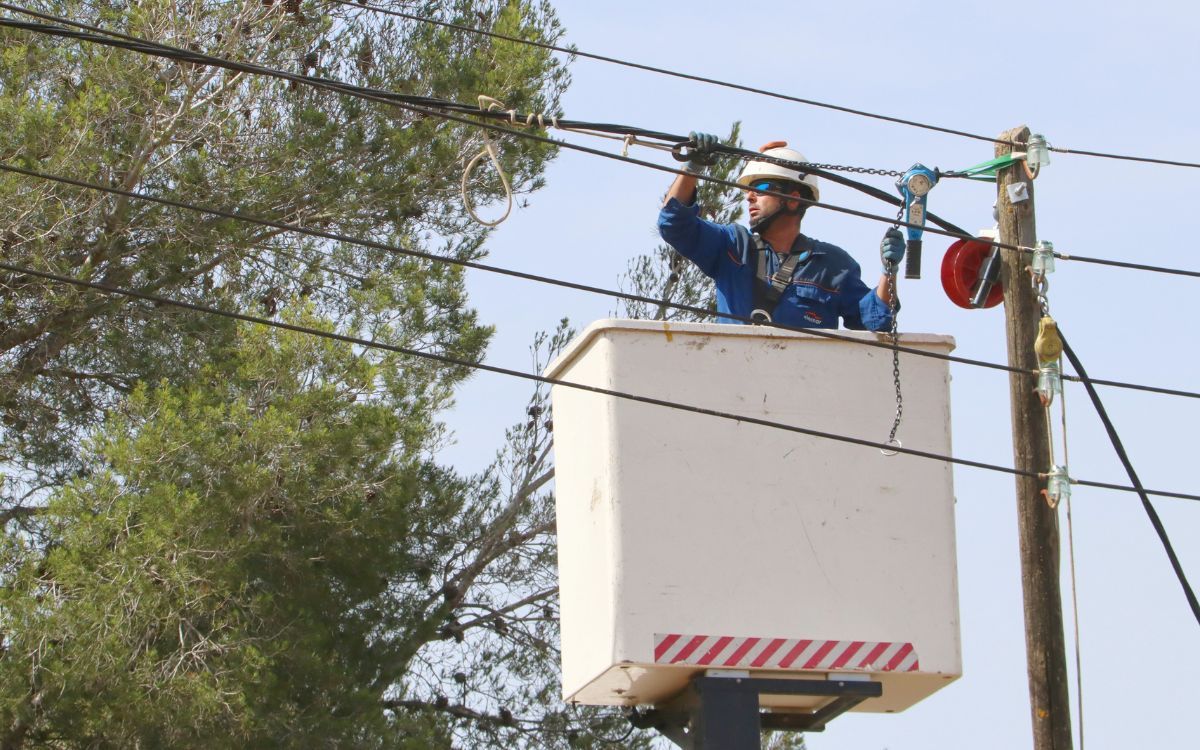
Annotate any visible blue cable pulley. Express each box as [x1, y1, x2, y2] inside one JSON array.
[[895, 164, 939, 279]]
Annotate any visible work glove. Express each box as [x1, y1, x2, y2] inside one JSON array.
[[681, 131, 719, 174], [880, 228, 905, 274]]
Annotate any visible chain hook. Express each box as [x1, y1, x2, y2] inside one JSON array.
[[1029, 240, 1055, 313], [881, 437, 902, 457]]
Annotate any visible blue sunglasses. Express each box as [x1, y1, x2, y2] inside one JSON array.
[[749, 180, 799, 194]]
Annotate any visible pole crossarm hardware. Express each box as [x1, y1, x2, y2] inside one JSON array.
[[628, 674, 882, 749], [950, 152, 1027, 181]]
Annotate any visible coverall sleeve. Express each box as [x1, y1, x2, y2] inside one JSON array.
[[839, 278, 895, 332], [657, 197, 739, 279]]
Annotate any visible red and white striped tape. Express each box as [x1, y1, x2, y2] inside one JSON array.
[[653, 633, 919, 673]]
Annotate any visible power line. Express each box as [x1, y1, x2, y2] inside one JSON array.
[[1051, 251, 1200, 279], [4, 257, 1198, 504], [326, 0, 1200, 171], [0, 161, 972, 369], [1061, 334, 1200, 627], [0, 9, 975, 243], [4, 8, 1199, 407], [4, 8, 1199, 282], [0, 260, 1022, 476], [3, 12, 1197, 515], [1050, 146, 1200, 171], [1064, 373, 1198, 402], [5, 159, 1196, 404], [5, 6, 1195, 640], [4, 11, 1199, 394], [327, 0, 1001, 146]]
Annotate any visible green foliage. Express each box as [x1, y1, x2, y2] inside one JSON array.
[[1, 321, 459, 747], [617, 122, 744, 321], [0, 1, 602, 747], [0, 0, 568, 494]]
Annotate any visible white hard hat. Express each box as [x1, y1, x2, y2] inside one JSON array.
[[736, 140, 820, 202]]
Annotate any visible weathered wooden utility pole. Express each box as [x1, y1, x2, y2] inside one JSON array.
[[996, 125, 1074, 750]]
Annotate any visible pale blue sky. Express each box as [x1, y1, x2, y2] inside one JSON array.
[[444, 1, 1200, 747]]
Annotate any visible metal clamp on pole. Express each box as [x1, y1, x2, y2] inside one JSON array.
[[971, 243, 1004, 308]]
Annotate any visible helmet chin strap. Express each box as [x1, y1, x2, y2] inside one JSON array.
[[749, 196, 805, 234], [749, 205, 783, 233]]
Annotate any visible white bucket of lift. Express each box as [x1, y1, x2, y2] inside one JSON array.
[[546, 320, 961, 714]]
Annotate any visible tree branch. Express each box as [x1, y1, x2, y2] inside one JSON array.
[[0, 505, 48, 525], [457, 586, 557, 632]]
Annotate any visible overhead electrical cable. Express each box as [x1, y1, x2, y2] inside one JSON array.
[[4, 257, 1199, 504], [5, 159, 1196, 404], [326, 0, 1200, 171], [5, 5, 1195, 628], [1060, 334, 1200, 627], [3, 7, 1199, 280], [5, 9, 1199, 402], [0, 161, 990, 372], [1047, 252, 1200, 279], [0, 9, 976, 242], [4, 9, 1197, 283], [1047, 145, 1200, 171], [326, 0, 1002, 145], [0, 7, 1045, 257], [5, 15, 1199, 566]]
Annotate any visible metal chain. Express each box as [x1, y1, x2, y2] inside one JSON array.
[[746, 152, 904, 177], [761, 148, 903, 447], [883, 206, 904, 455], [1030, 241, 1055, 316], [803, 161, 904, 178], [1034, 272, 1051, 315], [886, 275, 903, 442]]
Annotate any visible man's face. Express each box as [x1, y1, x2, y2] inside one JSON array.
[[746, 179, 804, 222]]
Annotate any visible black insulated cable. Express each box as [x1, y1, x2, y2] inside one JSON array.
[[5, 159, 1197, 403], [6, 2, 1197, 627], [0, 10, 973, 242], [4, 13, 1200, 399], [5, 11, 1200, 389], [4, 9, 1198, 282], [326, 0, 1200, 171], [0, 161, 972, 369], [4, 258, 1200, 504], [1048, 146, 1200, 171], [1060, 332, 1200, 627], [323, 0, 1000, 146], [1050, 252, 1200, 279], [0, 5, 977, 243]]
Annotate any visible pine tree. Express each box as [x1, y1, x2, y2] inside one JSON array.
[[0, 1, 631, 747]]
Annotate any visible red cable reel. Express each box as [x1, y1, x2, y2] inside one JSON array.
[[941, 237, 1003, 309]]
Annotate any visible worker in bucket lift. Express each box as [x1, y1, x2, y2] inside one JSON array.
[[658, 133, 905, 330]]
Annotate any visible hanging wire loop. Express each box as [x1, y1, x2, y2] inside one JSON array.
[[461, 96, 516, 227], [461, 141, 513, 227]]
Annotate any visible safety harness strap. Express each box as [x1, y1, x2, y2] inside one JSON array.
[[751, 233, 808, 323]]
